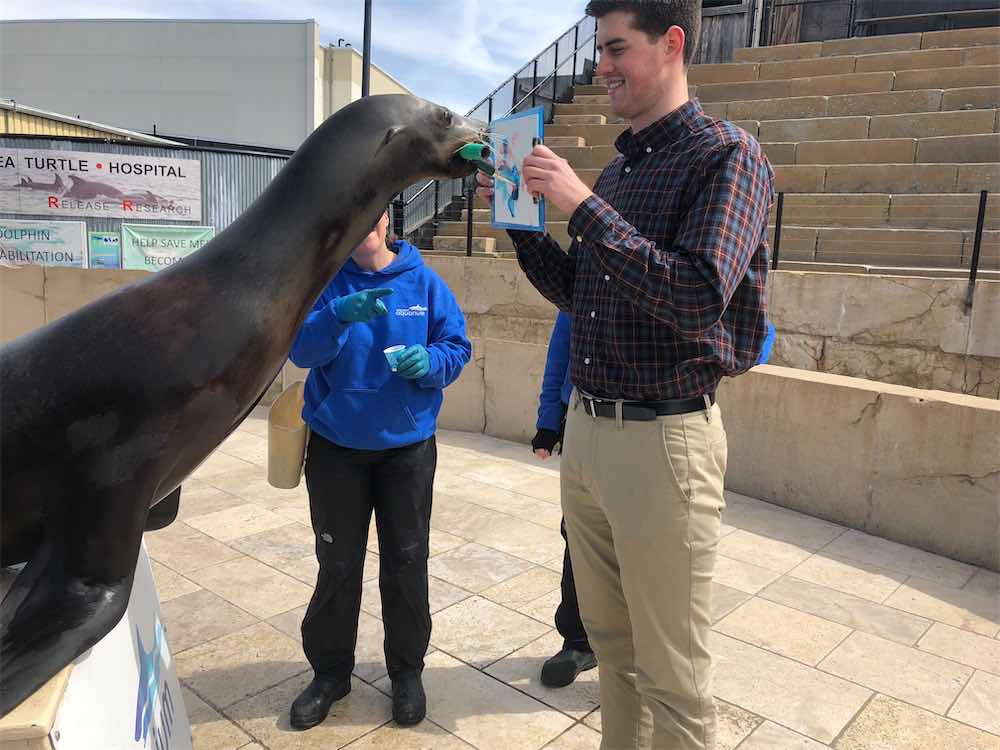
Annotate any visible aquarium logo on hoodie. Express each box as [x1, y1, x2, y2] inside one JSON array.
[[396, 304, 428, 318]]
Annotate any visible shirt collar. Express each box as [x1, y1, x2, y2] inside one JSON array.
[[614, 98, 706, 159]]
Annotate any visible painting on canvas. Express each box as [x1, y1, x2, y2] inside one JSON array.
[[489, 107, 545, 233]]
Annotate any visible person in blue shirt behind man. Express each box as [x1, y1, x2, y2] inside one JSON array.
[[287, 209, 471, 731], [530, 311, 775, 688]]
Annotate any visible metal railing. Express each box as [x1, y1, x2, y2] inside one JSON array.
[[760, 0, 1000, 47], [770, 189, 992, 311], [390, 15, 599, 253]]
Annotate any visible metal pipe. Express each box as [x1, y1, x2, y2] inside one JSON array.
[[964, 190, 988, 314], [771, 192, 784, 271], [466, 179, 475, 257], [572, 25, 579, 83], [362, 0, 373, 97]]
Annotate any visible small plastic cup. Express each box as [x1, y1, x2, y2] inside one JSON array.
[[384, 345, 406, 371]]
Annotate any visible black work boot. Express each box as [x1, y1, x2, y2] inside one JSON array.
[[540, 647, 598, 688], [289, 675, 352, 730], [392, 673, 426, 726]]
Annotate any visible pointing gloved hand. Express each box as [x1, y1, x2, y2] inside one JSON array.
[[334, 288, 394, 323], [395, 345, 431, 380]]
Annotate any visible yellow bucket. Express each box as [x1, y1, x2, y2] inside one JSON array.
[[267, 381, 309, 489]]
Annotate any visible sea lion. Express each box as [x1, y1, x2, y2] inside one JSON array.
[[0, 93, 484, 717]]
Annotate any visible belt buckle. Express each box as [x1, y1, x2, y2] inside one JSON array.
[[586, 397, 598, 419]]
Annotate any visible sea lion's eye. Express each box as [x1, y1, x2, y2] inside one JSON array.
[[440, 109, 453, 127]]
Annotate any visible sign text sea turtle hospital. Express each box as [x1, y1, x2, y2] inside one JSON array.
[[0, 148, 201, 221]]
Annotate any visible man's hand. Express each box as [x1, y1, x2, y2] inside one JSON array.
[[475, 171, 495, 204], [334, 288, 393, 323], [522, 145, 593, 214]]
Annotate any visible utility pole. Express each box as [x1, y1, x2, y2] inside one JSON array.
[[362, 0, 373, 97]]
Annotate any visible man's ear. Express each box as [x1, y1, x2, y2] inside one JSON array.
[[663, 25, 686, 63]]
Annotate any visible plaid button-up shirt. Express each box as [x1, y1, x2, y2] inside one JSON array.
[[511, 98, 774, 401]]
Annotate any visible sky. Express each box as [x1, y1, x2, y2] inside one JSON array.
[[2, 0, 587, 115]]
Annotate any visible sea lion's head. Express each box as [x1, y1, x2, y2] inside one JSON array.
[[365, 94, 488, 182]]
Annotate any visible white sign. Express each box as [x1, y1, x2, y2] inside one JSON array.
[[0, 148, 201, 221], [52, 544, 193, 750], [0, 219, 87, 268]]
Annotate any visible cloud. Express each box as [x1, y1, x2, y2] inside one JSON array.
[[2, 0, 586, 113]]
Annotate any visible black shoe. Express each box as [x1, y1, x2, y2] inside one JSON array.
[[392, 674, 426, 726], [540, 648, 597, 688], [289, 675, 352, 730]]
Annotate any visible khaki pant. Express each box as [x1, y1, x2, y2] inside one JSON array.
[[562, 394, 727, 750]]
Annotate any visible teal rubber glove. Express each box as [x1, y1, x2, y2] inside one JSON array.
[[395, 344, 431, 379], [334, 288, 393, 323]]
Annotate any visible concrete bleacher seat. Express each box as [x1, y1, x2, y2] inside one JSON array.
[[429, 26, 1000, 273]]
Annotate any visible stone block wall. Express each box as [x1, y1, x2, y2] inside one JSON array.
[[434, 337, 1000, 571]]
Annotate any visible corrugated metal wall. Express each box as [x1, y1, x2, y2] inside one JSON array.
[[0, 137, 289, 234]]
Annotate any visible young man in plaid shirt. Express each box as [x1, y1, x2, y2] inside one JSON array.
[[478, 1, 773, 747]]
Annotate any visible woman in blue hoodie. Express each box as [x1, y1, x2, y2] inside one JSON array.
[[287, 209, 471, 731]]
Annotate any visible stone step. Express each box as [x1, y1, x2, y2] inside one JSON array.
[[437, 222, 570, 252], [777, 163, 999, 193], [896, 65, 1000, 92], [700, 71, 893, 102], [573, 86, 697, 104], [552, 113, 606, 125], [544, 136, 586, 148], [462, 193, 1000, 231], [432, 236, 496, 254], [534, 198, 990, 229], [718, 87, 999, 121], [565, 88, 999, 124], [768, 193, 1000, 230], [432, 224, 996, 269], [685, 46, 998, 87], [461, 205, 576, 223], [732, 27, 999, 64], [553, 134, 996, 168], [553, 103, 620, 120], [546, 109, 998, 146], [921, 26, 1000, 51]]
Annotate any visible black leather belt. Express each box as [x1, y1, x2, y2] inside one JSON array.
[[580, 393, 714, 421]]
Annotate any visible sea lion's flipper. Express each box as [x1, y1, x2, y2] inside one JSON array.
[[0, 511, 141, 717], [144, 486, 181, 531]]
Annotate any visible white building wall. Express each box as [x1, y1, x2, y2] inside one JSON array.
[[0, 19, 317, 150]]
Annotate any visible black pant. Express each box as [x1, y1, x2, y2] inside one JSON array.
[[557, 517, 592, 653], [300, 432, 435, 682]]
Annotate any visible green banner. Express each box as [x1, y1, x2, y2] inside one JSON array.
[[88, 231, 121, 269], [121, 223, 215, 271]]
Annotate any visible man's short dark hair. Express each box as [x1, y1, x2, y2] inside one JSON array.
[[586, 0, 702, 66]]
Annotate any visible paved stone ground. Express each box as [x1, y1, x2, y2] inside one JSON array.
[[149, 409, 1000, 750]]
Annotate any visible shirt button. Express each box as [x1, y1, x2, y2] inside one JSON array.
[[645, 146, 652, 153], [604, 274, 610, 281], [590, 310, 596, 318], [575, 235, 582, 242], [624, 166, 632, 173], [584, 358, 591, 365]]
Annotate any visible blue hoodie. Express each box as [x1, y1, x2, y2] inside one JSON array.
[[536, 314, 776, 431], [536, 311, 573, 432], [290, 240, 471, 450]]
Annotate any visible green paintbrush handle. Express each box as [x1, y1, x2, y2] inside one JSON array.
[[458, 143, 492, 162]]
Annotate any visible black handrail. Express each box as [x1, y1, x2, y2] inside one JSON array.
[[964, 190, 989, 313]]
